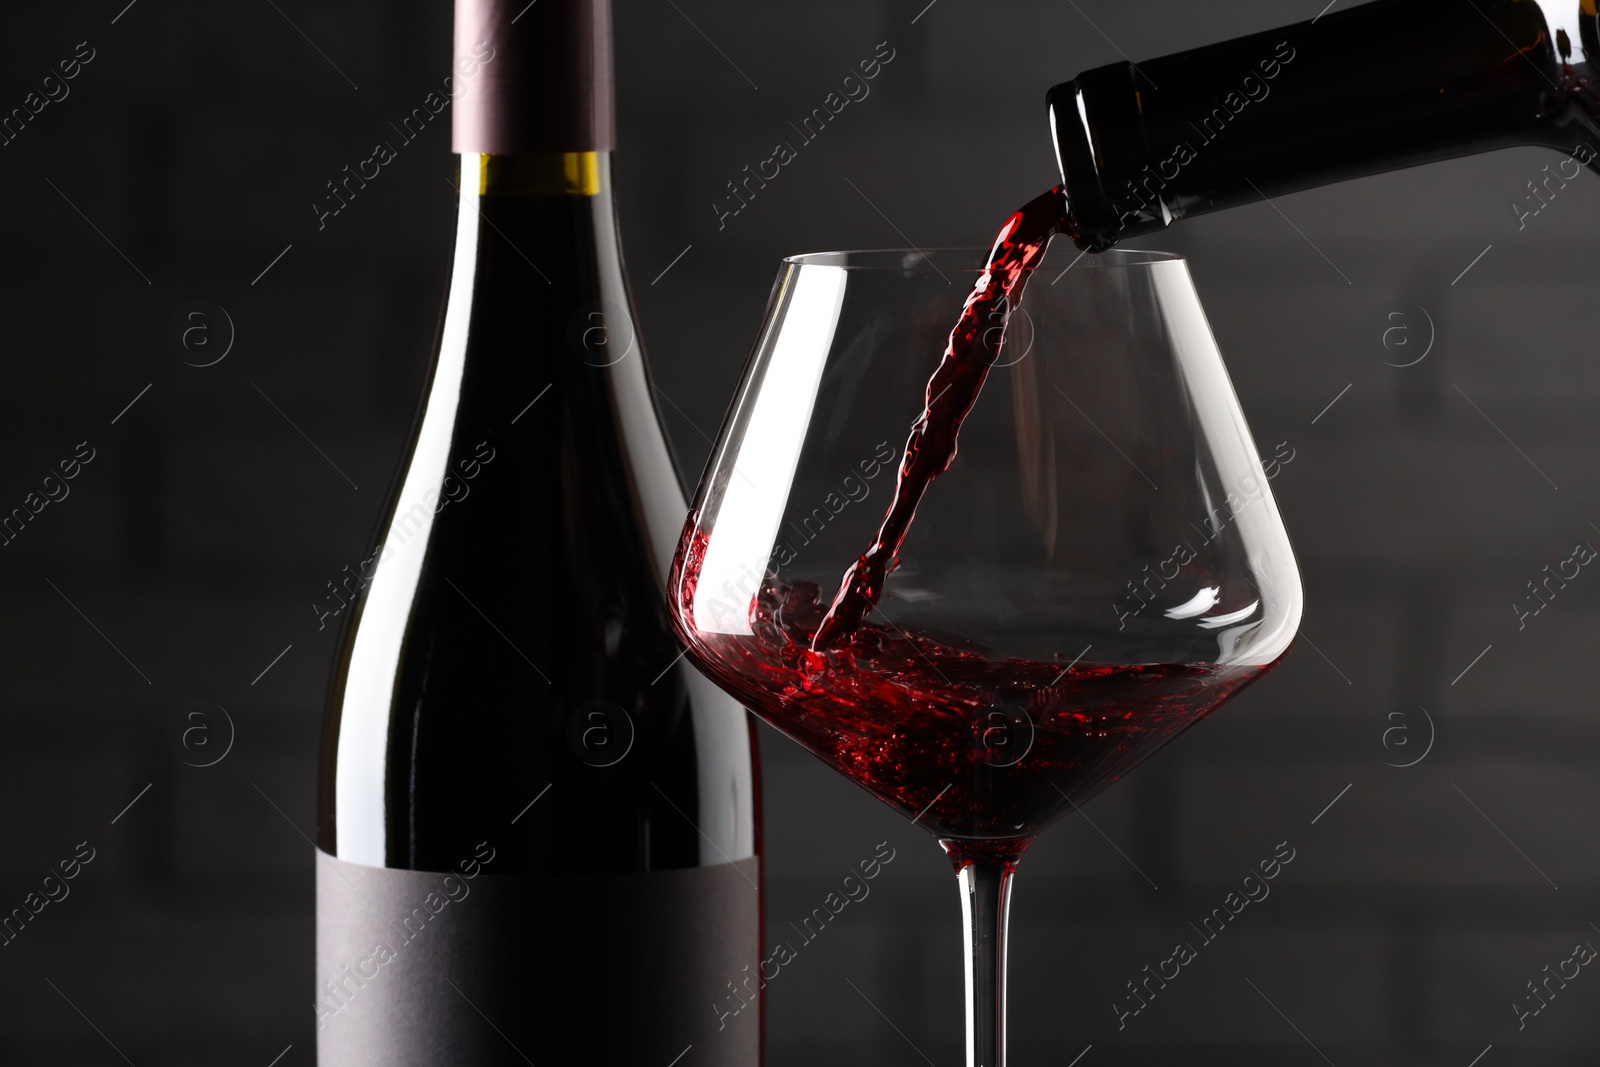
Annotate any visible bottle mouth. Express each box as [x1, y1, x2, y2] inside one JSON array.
[[781, 247, 1183, 273]]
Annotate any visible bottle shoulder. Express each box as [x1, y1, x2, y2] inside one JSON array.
[[318, 183, 755, 873]]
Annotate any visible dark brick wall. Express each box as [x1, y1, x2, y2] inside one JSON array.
[[0, 1, 1594, 1064]]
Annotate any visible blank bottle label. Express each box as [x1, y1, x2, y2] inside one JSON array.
[[315, 850, 761, 1065]]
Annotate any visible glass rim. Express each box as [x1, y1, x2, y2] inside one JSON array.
[[781, 246, 1183, 272]]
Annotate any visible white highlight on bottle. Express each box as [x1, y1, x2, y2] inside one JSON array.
[[333, 157, 484, 865]]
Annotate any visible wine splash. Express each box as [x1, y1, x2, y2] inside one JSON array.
[[676, 548, 1269, 843], [811, 185, 1072, 649]]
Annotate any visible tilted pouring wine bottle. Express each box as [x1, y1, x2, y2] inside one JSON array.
[[314, 1, 761, 1063], [1047, 0, 1600, 249]]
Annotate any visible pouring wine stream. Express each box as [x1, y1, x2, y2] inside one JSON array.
[[811, 185, 1073, 1067], [811, 185, 1073, 654]]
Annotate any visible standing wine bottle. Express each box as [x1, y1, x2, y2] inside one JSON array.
[[1048, 0, 1600, 249], [314, 2, 761, 1063]]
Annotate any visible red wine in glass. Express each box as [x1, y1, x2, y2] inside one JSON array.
[[681, 553, 1271, 850]]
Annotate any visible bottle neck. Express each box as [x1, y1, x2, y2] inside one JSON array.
[[1050, 0, 1600, 249], [445, 150, 690, 580]]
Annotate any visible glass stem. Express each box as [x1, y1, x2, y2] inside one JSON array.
[[957, 855, 1017, 1067]]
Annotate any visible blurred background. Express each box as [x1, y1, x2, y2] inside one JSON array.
[[0, 0, 1596, 1063]]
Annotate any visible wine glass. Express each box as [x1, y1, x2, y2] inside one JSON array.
[[668, 246, 1302, 1066]]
